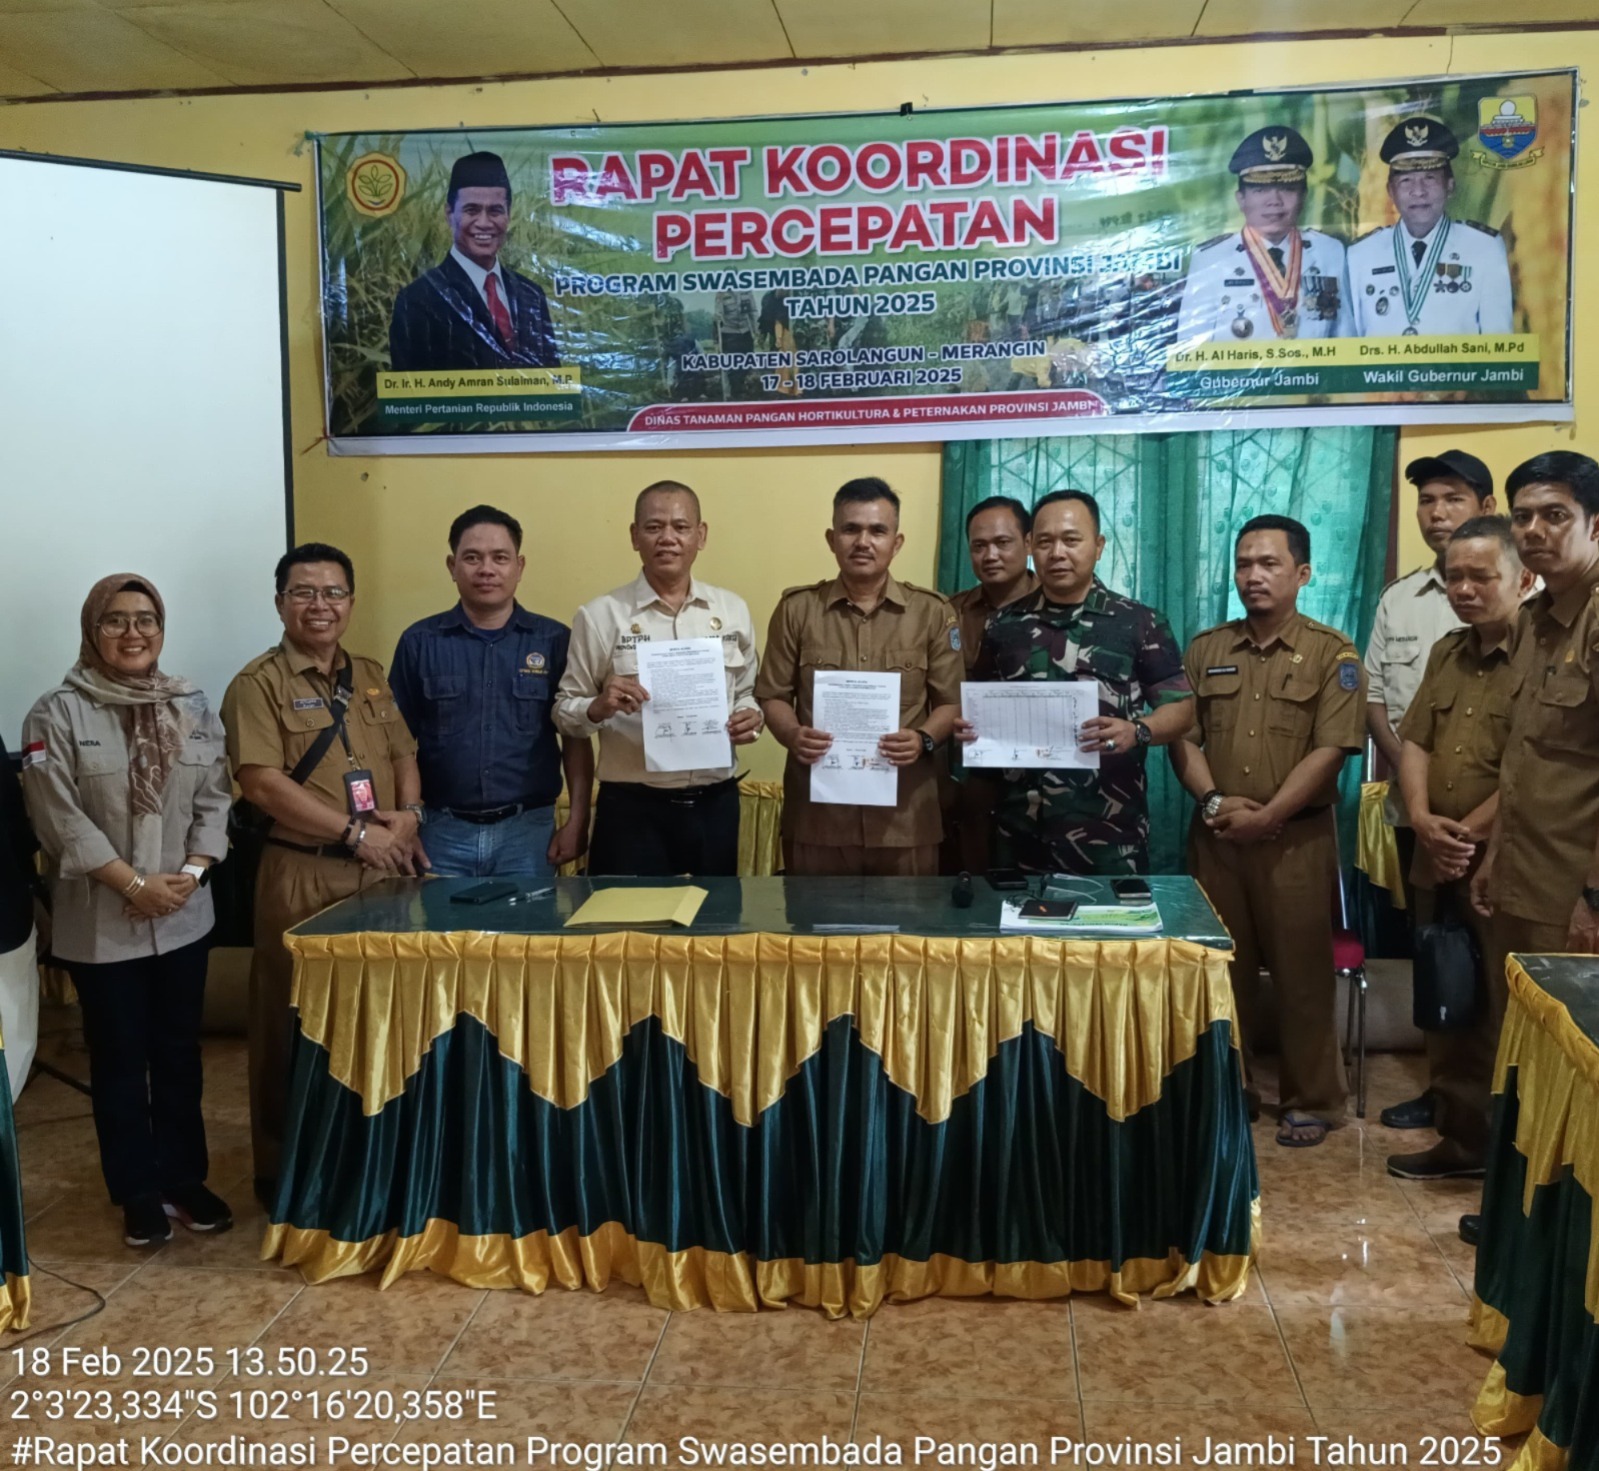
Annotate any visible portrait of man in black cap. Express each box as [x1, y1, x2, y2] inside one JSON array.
[[1177, 125, 1351, 346], [388, 150, 559, 373], [1348, 117, 1512, 337]]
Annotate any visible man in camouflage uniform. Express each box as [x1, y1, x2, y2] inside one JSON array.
[[959, 490, 1194, 874]]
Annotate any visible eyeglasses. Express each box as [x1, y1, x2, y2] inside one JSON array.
[[284, 587, 351, 605], [98, 613, 162, 636]]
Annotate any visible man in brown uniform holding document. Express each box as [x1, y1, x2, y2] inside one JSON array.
[[1387, 516, 1530, 1182], [222, 543, 423, 1206], [757, 478, 963, 876], [1173, 515, 1366, 1147]]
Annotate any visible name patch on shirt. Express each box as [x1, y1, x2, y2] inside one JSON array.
[[292, 697, 325, 711], [77, 738, 102, 747], [1205, 665, 1239, 676], [618, 633, 652, 649]]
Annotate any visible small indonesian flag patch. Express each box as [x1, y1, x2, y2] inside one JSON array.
[[21, 741, 46, 769]]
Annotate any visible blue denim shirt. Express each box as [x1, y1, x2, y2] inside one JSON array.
[[389, 603, 569, 811]]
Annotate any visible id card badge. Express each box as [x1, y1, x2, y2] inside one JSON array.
[[343, 768, 378, 818]]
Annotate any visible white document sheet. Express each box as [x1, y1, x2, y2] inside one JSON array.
[[960, 681, 1101, 770], [636, 638, 731, 773], [810, 670, 900, 806]]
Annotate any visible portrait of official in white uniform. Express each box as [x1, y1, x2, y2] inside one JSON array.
[[1348, 116, 1514, 338], [1176, 125, 1351, 346]]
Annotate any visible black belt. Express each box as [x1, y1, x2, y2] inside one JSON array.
[[604, 777, 738, 805], [265, 836, 356, 861], [1287, 804, 1330, 823], [435, 802, 543, 825]]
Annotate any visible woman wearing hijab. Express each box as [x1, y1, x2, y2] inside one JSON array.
[[20, 575, 232, 1247]]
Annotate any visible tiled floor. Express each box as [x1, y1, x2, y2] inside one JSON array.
[[4, 1012, 1509, 1465]]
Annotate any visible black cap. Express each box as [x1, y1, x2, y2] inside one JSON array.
[[1405, 449, 1493, 498], [448, 151, 512, 201], [1380, 117, 1459, 173], [1229, 126, 1313, 185]]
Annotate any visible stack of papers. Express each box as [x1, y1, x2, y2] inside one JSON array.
[[999, 901, 1164, 936], [564, 887, 707, 928]]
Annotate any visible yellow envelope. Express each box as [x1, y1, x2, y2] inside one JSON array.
[[564, 886, 708, 928]]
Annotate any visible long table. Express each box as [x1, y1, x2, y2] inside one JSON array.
[[1470, 954, 1599, 1469], [262, 875, 1257, 1319]]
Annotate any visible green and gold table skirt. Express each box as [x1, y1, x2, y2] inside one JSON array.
[[0, 1039, 30, 1333], [1469, 955, 1599, 1468], [264, 930, 1260, 1318]]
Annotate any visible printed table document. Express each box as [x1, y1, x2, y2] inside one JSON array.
[[811, 670, 900, 806], [636, 638, 731, 773], [960, 681, 1100, 770]]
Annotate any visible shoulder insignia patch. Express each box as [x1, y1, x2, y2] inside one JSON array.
[[1338, 659, 1361, 691], [949, 626, 962, 652], [1463, 219, 1500, 237], [1197, 232, 1230, 250]]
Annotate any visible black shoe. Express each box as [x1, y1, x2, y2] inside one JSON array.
[[1380, 1093, 1435, 1129], [164, 1183, 233, 1234], [1459, 1214, 1481, 1247], [1387, 1142, 1486, 1180], [123, 1193, 172, 1248], [254, 1176, 277, 1210]]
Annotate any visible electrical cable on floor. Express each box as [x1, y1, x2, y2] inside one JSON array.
[[5, 1260, 109, 1346]]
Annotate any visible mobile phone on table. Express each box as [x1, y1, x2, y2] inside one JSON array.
[[987, 868, 1029, 891], [1111, 878, 1153, 903], [1019, 899, 1078, 920], [450, 879, 518, 905]]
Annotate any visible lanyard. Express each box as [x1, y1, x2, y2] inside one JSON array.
[[1394, 220, 1450, 333]]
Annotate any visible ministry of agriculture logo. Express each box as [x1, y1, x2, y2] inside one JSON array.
[[1475, 96, 1540, 168], [346, 152, 406, 216]]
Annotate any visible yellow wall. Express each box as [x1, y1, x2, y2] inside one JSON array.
[[1, 34, 1588, 773]]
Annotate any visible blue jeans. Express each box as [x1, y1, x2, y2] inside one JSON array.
[[422, 805, 556, 879]]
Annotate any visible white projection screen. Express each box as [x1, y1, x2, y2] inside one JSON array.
[[0, 152, 291, 746]]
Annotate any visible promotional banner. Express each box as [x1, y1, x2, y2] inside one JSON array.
[[316, 70, 1575, 454]]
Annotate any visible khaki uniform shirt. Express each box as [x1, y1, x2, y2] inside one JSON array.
[[1494, 563, 1599, 926], [1364, 565, 1463, 825], [949, 573, 1039, 674], [1395, 626, 1515, 887], [755, 575, 963, 848], [20, 687, 231, 965], [1184, 612, 1367, 808], [552, 573, 759, 788], [221, 640, 417, 847]]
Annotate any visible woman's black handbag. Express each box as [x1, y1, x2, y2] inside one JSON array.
[[1412, 886, 1480, 1033]]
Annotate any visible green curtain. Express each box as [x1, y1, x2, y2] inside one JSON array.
[[939, 428, 1396, 872]]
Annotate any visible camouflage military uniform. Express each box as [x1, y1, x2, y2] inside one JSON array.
[[970, 579, 1192, 874]]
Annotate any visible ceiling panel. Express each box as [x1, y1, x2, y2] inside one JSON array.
[[993, 0, 1206, 47], [125, 0, 414, 85], [559, 0, 794, 68], [1196, 0, 1413, 35], [0, 7, 229, 89], [326, 0, 599, 77], [777, 0, 990, 57], [0, 0, 98, 14], [0, 53, 53, 91], [1404, 0, 1599, 20]]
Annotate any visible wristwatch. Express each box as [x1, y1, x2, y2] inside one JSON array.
[[180, 863, 210, 887], [1201, 789, 1225, 822], [918, 730, 937, 759], [1583, 886, 1599, 914], [1132, 719, 1152, 748], [402, 802, 426, 824]]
